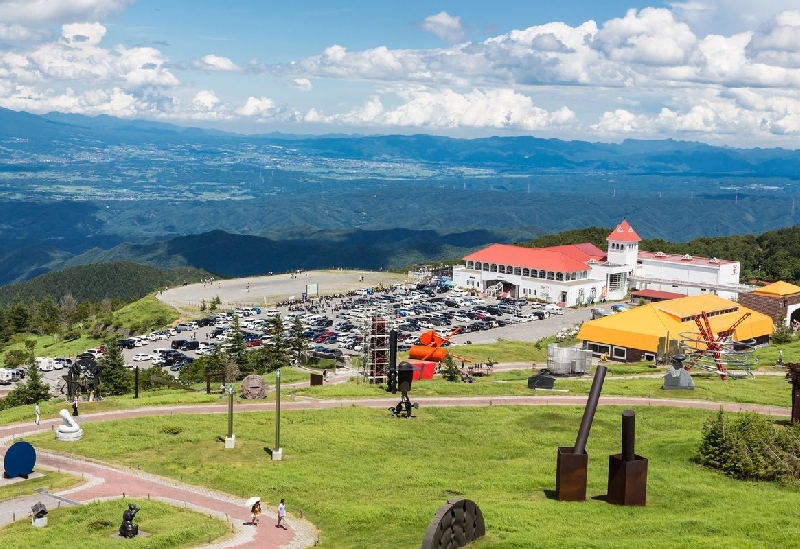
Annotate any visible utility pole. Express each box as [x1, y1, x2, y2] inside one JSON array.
[[273, 368, 283, 460]]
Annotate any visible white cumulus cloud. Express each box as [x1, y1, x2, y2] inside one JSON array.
[[310, 87, 575, 131], [0, 0, 132, 23], [291, 78, 312, 91], [422, 12, 465, 44], [239, 96, 275, 117], [192, 54, 241, 72]]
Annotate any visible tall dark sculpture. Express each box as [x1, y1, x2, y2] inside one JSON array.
[[606, 410, 648, 506], [786, 364, 800, 423], [556, 365, 606, 501], [64, 358, 102, 401], [388, 361, 420, 418], [119, 503, 140, 538]]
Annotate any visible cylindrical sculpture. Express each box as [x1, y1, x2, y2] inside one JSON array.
[[607, 409, 648, 506], [556, 365, 606, 501]]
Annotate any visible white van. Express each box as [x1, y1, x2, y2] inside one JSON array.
[[36, 357, 54, 371], [0, 368, 14, 384]]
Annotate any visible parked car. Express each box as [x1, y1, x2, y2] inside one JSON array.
[[133, 353, 152, 362], [117, 338, 137, 349], [171, 339, 188, 350], [180, 340, 201, 351], [591, 308, 613, 319], [543, 304, 564, 315], [175, 323, 193, 332]]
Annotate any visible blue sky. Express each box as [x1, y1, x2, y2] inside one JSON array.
[[1, 0, 799, 144]]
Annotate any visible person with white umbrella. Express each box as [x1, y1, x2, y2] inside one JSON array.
[[246, 496, 261, 526]]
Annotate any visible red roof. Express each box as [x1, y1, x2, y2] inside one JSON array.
[[606, 219, 641, 242], [464, 243, 591, 273], [547, 243, 606, 263], [630, 289, 686, 301]]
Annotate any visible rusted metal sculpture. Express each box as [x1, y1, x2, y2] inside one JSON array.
[[786, 364, 800, 423], [607, 410, 648, 506], [421, 498, 485, 549], [556, 365, 606, 501]]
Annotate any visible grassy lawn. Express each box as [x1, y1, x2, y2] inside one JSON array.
[[289, 369, 792, 408], [0, 498, 231, 549], [0, 471, 82, 503], [0, 365, 787, 429], [111, 294, 180, 330], [26, 406, 800, 548], [0, 333, 105, 364]]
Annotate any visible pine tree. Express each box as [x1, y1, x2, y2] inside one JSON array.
[[98, 338, 133, 395], [288, 316, 306, 365]]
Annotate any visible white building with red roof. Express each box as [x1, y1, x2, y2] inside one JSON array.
[[453, 219, 750, 305]]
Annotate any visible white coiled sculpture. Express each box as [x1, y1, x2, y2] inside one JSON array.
[[55, 409, 83, 441]]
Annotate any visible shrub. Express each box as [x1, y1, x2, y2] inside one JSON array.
[[698, 410, 800, 483], [161, 425, 183, 435]]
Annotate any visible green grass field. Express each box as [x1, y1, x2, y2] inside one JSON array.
[[0, 498, 230, 549], [25, 406, 800, 548], [0, 471, 82, 503]]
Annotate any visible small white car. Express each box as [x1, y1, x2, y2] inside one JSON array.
[[133, 353, 152, 362], [543, 304, 565, 315]]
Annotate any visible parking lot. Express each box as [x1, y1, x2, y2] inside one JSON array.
[[6, 271, 599, 396]]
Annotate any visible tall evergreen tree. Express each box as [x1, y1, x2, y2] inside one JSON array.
[[288, 316, 306, 365], [98, 338, 132, 396]]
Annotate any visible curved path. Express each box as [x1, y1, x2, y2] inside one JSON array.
[[0, 395, 790, 548]]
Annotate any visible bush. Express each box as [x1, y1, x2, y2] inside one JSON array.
[[698, 410, 800, 483]]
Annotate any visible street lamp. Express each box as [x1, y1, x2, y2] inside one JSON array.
[[223, 384, 235, 449], [273, 368, 283, 460]]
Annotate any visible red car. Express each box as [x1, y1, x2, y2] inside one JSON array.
[[246, 339, 262, 347]]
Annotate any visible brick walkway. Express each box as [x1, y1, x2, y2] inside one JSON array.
[[0, 396, 790, 547]]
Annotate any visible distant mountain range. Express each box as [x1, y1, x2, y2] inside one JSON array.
[[1, 107, 799, 287]]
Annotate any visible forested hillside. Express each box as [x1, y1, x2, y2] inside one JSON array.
[[0, 262, 211, 307], [519, 225, 800, 284]]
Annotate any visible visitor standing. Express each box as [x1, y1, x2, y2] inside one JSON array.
[[277, 498, 286, 529], [72, 397, 79, 417], [34, 403, 40, 425]]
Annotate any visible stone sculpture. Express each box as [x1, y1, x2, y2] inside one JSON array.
[[31, 502, 48, 528], [55, 409, 83, 441], [241, 374, 267, 399]]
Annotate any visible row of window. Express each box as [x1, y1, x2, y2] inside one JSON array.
[[465, 261, 588, 281], [609, 242, 636, 251]]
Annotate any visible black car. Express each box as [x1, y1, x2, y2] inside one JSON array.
[[171, 339, 188, 350], [180, 340, 200, 351], [117, 338, 137, 349]]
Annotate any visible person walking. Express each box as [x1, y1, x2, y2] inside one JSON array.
[[277, 498, 286, 529], [251, 500, 261, 526], [34, 403, 40, 425]]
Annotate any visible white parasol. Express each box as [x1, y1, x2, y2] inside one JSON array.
[[245, 496, 260, 508]]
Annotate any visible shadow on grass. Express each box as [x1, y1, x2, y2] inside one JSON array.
[[263, 447, 273, 456], [590, 494, 608, 502]]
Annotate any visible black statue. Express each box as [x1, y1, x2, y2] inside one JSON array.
[[119, 503, 140, 538]]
